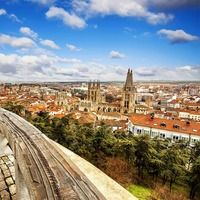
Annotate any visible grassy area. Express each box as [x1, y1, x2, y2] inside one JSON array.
[[127, 184, 152, 200]]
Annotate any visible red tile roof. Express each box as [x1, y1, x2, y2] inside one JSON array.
[[129, 114, 200, 136]]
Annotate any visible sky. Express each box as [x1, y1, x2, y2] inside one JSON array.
[[0, 0, 200, 82]]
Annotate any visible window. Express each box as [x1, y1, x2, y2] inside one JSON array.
[[173, 135, 179, 141], [137, 129, 142, 134], [152, 131, 157, 137], [160, 133, 165, 138]]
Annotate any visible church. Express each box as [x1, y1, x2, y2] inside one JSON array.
[[79, 69, 137, 114]]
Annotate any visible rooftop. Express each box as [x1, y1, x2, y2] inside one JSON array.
[[129, 114, 200, 136]]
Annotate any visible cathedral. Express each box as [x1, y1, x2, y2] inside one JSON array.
[[79, 69, 137, 114], [121, 69, 137, 113]]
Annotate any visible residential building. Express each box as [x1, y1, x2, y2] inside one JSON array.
[[128, 114, 200, 144]]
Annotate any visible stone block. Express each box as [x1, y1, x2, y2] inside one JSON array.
[[6, 177, 14, 186], [0, 181, 7, 192], [0, 172, 4, 182], [11, 194, 17, 200], [3, 170, 11, 178], [9, 184, 16, 196], [0, 189, 11, 200], [1, 164, 8, 171], [1, 156, 9, 162]]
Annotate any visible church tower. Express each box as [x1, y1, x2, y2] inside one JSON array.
[[87, 81, 101, 103], [121, 69, 136, 113]]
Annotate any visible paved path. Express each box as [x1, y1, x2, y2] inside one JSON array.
[[0, 154, 16, 200]]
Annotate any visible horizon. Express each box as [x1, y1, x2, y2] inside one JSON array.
[[0, 0, 200, 82], [1, 79, 200, 84]]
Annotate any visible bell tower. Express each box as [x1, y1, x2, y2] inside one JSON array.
[[87, 81, 101, 103], [121, 69, 136, 113]]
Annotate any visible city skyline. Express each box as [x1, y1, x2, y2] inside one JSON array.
[[0, 0, 200, 82]]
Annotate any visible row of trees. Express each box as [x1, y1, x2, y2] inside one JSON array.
[[3, 102, 200, 199]]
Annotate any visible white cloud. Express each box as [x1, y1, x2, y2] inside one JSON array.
[[72, 0, 173, 25], [134, 66, 200, 81], [9, 14, 21, 23], [0, 9, 7, 16], [143, 0, 200, 8], [158, 29, 199, 43], [0, 8, 21, 23], [26, 0, 55, 5], [0, 53, 83, 82], [110, 50, 125, 59], [0, 34, 36, 48], [0, 52, 199, 82], [40, 39, 60, 49], [46, 6, 86, 29], [20, 27, 38, 39], [177, 65, 199, 72], [135, 68, 156, 76], [66, 44, 81, 51]]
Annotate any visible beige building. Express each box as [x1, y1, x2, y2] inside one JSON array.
[[79, 69, 137, 114]]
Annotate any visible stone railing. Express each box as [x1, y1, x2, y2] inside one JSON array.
[[0, 108, 137, 200]]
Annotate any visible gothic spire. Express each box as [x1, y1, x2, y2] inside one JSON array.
[[124, 68, 133, 88]]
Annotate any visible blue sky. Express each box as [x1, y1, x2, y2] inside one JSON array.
[[0, 0, 200, 82]]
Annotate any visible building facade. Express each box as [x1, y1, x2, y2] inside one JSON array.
[[87, 81, 101, 103], [128, 114, 200, 145], [79, 69, 137, 114]]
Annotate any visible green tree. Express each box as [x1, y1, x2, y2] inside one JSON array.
[[161, 145, 187, 191], [188, 142, 200, 200], [189, 157, 200, 200], [3, 102, 25, 116], [134, 135, 154, 178]]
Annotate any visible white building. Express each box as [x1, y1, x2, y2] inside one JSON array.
[[179, 111, 200, 121], [167, 99, 180, 109], [128, 114, 200, 145]]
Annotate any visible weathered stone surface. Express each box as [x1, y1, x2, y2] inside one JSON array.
[[6, 162, 13, 167], [0, 189, 11, 200], [8, 156, 14, 163], [9, 185, 16, 196], [1, 156, 9, 162], [0, 172, 4, 182], [1, 164, 8, 171], [11, 194, 17, 200], [3, 169, 11, 178], [0, 180, 7, 192], [8, 166, 15, 174], [6, 177, 14, 186], [0, 155, 16, 198], [11, 175, 15, 182]]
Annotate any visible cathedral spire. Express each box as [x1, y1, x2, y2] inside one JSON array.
[[121, 68, 136, 113], [124, 68, 133, 88]]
